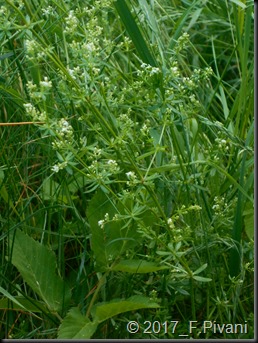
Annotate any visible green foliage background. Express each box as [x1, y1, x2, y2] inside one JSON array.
[[0, 0, 254, 339]]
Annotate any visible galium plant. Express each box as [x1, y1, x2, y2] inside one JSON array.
[[0, 0, 254, 339]]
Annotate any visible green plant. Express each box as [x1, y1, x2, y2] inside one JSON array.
[[0, 0, 254, 339]]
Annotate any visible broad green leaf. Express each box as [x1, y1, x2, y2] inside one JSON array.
[[58, 307, 98, 339], [87, 189, 142, 271], [111, 259, 168, 273], [0, 296, 47, 313], [41, 178, 60, 201], [92, 295, 160, 323], [9, 229, 71, 312], [67, 174, 88, 194], [87, 189, 116, 270], [41, 178, 72, 204]]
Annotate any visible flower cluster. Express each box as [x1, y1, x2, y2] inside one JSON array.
[[212, 196, 228, 215], [125, 171, 138, 186], [167, 205, 202, 241], [98, 213, 110, 229], [24, 103, 46, 122], [52, 119, 74, 150], [86, 156, 120, 186], [215, 137, 230, 151], [42, 5, 57, 18], [174, 32, 189, 54], [51, 161, 68, 173], [64, 10, 79, 34]]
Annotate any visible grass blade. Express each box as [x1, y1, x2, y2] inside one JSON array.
[[114, 0, 157, 66]]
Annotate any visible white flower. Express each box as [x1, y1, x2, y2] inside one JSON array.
[[85, 42, 95, 52], [51, 161, 68, 173], [149, 67, 160, 75], [68, 68, 76, 79], [126, 171, 136, 179], [0, 6, 7, 15], [24, 103, 40, 119], [40, 77, 52, 88], [51, 164, 60, 173], [93, 147, 102, 157], [42, 6, 56, 17], [25, 39, 37, 55], [167, 218, 174, 229], [98, 220, 105, 228]]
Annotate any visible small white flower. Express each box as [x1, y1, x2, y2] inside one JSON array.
[[167, 218, 174, 229], [126, 171, 136, 179], [68, 68, 76, 79], [51, 164, 60, 173], [93, 147, 102, 157], [40, 76, 52, 88], [85, 42, 95, 52], [149, 67, 160, 75], [25, 39, 37, 55], [51, 161, 68, 173], [98, 220, 105, 228]]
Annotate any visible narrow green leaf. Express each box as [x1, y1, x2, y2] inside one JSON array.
[[205, 160, 253, 203], [114, 0, 157, 66], [138, 0, 165, 62], [243, 205, 254, 240], [192, 276, 212, 282], [0, 85, 24, 107], [0, 296, 47, 313], [111, 259, 168, 273], [229, 122, 254, 276], [58, 307, 98, 339], [0, 52, 14, 60], [193, 263, 208, 276], [0, 170, 20, 216], [0, 287, 25, 310], [9, 229, 71, 312], [186, 8, 203, 31], [168, 1, 198, 50], [92, 295, 160, 323], [229, 0, 246, 9]]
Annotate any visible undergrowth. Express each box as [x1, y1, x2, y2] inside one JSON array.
[[0, 0, 254, 339]]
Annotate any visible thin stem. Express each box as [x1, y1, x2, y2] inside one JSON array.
[[86, 273, 107, 319], [0, 122, 44, 126]]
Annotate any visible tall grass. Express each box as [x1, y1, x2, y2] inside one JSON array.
[[0, 0, 254, 339]]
